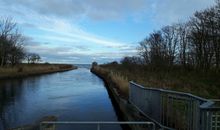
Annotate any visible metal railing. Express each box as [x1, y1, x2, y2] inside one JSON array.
[[40, 121, 156, 130], [129, 81, 220, 130]]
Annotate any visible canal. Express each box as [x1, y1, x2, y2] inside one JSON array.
[[0, 65, 123, 130]]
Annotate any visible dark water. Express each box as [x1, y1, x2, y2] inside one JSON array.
[[0, 65, 122, 130]]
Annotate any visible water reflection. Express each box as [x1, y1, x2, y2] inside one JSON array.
[[0, 67, 122, 130]]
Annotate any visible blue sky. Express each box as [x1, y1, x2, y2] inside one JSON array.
[[0, 0, 216, 64]]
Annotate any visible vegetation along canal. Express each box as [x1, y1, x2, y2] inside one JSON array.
[[0, 65, 123, 130]]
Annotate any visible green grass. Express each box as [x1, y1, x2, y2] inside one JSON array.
[[98, 64, 220, 99]]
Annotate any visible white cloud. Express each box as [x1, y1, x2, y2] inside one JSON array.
[[12, 9, 128, 48], [2, 0, 148, 21], [1, 0, 216, 24], [150, 0, 216, 25], [0, 0, 216, 63]]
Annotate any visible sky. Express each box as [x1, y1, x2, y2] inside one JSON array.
[[0, 0, 216, 64]]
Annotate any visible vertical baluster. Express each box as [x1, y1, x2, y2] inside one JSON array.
[[170, 96, 173, 128], [40, 123, 43, 130], [161, 94, 163, 125], [97, 123, 100, 130], [214, 112, 217, 130], [166, 95, 169, 127], [187, 99, 190, 130]]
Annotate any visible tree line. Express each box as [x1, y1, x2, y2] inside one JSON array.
[[0, 18, 41, 67], [122, 1, 220, 71]]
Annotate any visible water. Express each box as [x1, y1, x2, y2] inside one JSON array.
[[0, 65, 123, 130]]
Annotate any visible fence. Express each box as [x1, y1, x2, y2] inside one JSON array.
[[129, 81, 220, 130], [40, 121, 156, 130]]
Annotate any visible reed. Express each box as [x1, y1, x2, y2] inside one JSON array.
[[0, 63, 77, 79], [93, 64, 220, 99], [91, 66, 129, 98]]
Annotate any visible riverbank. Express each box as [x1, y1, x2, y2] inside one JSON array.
[[91, 65, 129, 99], [91, 65, 156, 130], [0, 63, 77, 80], [93, 63, 220, 99], [91, 64, 220, 130]]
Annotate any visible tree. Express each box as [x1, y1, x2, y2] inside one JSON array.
[[138, 40, 150, 64], [92, 62, 98, 67], [139, 31, 169, 67], [26, 53, 33, 64], [161, 25, 179, 66], [0, 18, 26, 66], [121, 56, 144, 65], [29, 53, 41, 64], [137, 1, 220, 71], [188, 4, 220, 70]]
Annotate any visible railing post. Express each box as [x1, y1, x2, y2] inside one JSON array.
[[97, 123, 100, 130], [40, 123, 42, 130], [152, 122, 156, 130]]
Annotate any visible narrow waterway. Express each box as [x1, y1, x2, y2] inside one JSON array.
[[0, 65, 123, 130]]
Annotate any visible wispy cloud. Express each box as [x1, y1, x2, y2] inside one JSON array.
[[11, 9, 129, 48], [0, 0, 216, 63], [2, 0, 148, 21], [149, 0, 216, 25]]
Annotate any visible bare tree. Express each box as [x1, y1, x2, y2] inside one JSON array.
[[121, 56, 144, 65], [28, 53, 41, 64], [0, 18, 26, 66], [188, 5, 219, 70], [136, 1, 220, 71], [161, 25, 179, 66]]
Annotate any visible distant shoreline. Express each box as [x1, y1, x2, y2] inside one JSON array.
[[0, 63, 77, 80]]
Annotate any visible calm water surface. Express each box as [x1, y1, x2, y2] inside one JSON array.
[[0, 65, 122, 130]]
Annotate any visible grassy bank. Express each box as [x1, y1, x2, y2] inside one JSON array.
[[91, 65, 155, 130], [93, 64, 220, 99], [0, 63, 77, 79], [91, 65, 129, 99]]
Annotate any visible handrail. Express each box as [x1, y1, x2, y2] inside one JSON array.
[[128, 100, 175, 130], [130, 81, 218, 109], [130, 81, 209, 102], [40, 121, 156, 130], [129, 81, 220, 130]]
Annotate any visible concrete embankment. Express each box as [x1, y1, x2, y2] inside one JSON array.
[[91, 65, 155, 130], [0, 64, 77, 80]]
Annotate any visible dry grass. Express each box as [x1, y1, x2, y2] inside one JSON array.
[[0, 64, 76, 79], [91, 66, 129, 98], [96, 64, 220, 99], [109, 72, 129, 97]]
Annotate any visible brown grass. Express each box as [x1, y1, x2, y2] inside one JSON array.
[[91, 66, 129, 98], [0, 63, 77, 79], [94, 64, 220, 99], [110, 72, 129, 97]]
